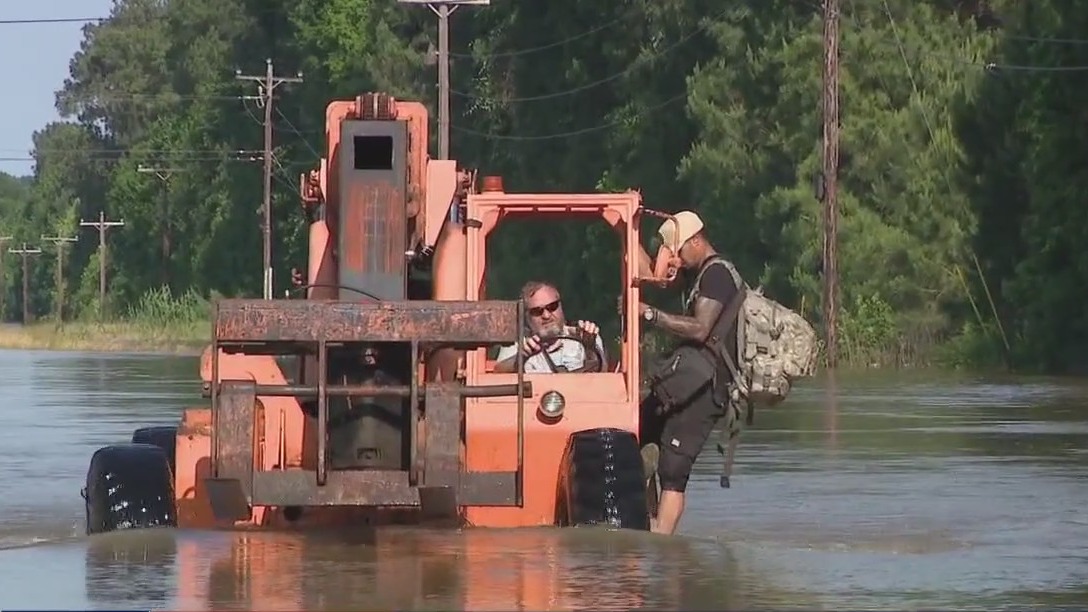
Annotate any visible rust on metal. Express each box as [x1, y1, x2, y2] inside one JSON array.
[[249, 470, 517, 507], [179, 408, 212, 437], [316, 340, 328, 486], [355, 92, 396, 121], [210, 374, 528, 511], [341, 181, 404, 287], [207, 381, 256, 522], [424, 383, 461, 490], [214, 299, 521, 344], [214, 382, 255, 493], [409, 341, 420, 487], [244, 382, 531, 398]]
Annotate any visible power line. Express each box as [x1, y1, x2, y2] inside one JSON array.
[[448, 7, 641, 59], [57, 93, 258, 103], [451, 7, 726, 103], [0, 149, 263, 165], [1004, 34, 1088, 46], [273, 107, 322, 160], [0, 148, 262, 155], [0, 17, 103, 24], [452, 92, 688, 140]]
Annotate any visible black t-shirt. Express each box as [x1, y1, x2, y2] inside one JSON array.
[[683, 256, 741, 365]]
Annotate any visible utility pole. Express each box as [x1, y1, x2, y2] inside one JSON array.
[[79, 211, 125, 319], [821, 0, 840, 369], [137, 164, 182, 290], [41, 234, 78, 323], [0, 234, 12, 321], [236, 59, 303, 300], [397, 0, 490, 160], [8, 243, 41, 324]]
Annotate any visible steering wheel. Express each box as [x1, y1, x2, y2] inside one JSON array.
[[536, 333, 607, 373]]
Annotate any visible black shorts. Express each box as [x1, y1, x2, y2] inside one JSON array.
[[640, 383, 725, 493]]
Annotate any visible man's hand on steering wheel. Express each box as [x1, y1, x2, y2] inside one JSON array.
[[519, 321, 597, 356], [568, 321, 606, 373], [517, 334, 544, 357], [573, 319, 599, 339]]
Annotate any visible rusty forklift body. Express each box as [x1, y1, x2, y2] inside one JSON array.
[[84, 93, 661, 533]]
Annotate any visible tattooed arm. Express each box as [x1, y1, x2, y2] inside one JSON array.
[[641, 261, 737, 342], [646, 297, 723, 342]]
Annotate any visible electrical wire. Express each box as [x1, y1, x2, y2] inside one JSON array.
[[1005, 34, 1088, 45], [274, 107, 323, 160], [58, 93, 258, 103], [448, 7, 641, 59], [0, 148, 261, 155], [451, 7, 727, 103], [3, 7, 640, 65], [451, 92, 687, 141], [0, 17, 103, 24]]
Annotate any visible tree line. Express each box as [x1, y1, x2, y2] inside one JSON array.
[[0, 0, 1083, 373]]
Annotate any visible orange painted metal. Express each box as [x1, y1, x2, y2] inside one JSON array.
[[461, 191, 645, 527], [175, 92, 652, 530]]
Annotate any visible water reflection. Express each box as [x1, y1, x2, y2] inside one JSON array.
[[85, 529, 177, 605], [79, 527, 792, 611]]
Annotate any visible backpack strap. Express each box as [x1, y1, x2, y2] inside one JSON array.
[[690, 257, 748, 390], [689, 256, 752, 489]]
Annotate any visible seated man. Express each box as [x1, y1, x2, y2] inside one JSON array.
[[493, 280, 607, 373]]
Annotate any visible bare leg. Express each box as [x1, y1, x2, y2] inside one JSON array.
[[641, 442, 660, 531], [650, 385, 722, 536], [654, 490, 685, 534]]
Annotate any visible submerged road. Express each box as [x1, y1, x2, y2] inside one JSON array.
[[0, 349, 1085, 609]]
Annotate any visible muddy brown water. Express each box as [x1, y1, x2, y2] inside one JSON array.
[[0, 348, 1085, 610]]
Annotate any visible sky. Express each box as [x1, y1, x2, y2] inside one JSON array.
[[0, 0, 114, 178]]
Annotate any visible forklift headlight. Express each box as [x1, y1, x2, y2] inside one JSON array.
[[539, 391, 565, 419]]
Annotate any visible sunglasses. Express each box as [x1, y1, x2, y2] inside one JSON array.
[[528, 299, 561, 317]]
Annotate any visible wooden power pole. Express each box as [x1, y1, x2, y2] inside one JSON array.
[[41, 234, 77, 323], [397, 0, 490, 160], [0, 234, 12, 320], [137, 164, 182, 289], [236, 59, 303, 300], [8, 243, 42, 324], [79, 211, 125, 318], [821, 0, 841, 368]]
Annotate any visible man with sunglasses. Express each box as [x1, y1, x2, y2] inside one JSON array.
[[493, 281, 607, 374]]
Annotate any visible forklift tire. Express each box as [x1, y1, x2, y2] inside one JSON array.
[[555, 427, 651, 530], [83, 444, 177, 535], [131, 425, 177, 474]]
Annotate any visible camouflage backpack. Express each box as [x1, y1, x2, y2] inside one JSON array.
[[687, 256, 820, 408], [686, 256, 821, 488]]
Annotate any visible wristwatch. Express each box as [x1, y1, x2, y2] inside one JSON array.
[[643, 307, 657, 323]]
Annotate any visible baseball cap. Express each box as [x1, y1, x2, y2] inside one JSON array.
[[657, 210, 704, 250]]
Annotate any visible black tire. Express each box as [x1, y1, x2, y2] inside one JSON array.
[[83, 443, 178, 535], [555, 427, 651, 530], [131, 425, 177, 475]]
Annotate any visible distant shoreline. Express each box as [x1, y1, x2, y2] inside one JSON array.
[[0, 321, 207, 356]]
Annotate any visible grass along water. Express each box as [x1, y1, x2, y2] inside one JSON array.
[[0, 287, 209, 354]]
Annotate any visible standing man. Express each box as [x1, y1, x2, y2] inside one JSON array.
[[638, 210, 743, 534]]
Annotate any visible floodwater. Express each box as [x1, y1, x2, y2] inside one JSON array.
[[0, 349, 1086, 610]]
